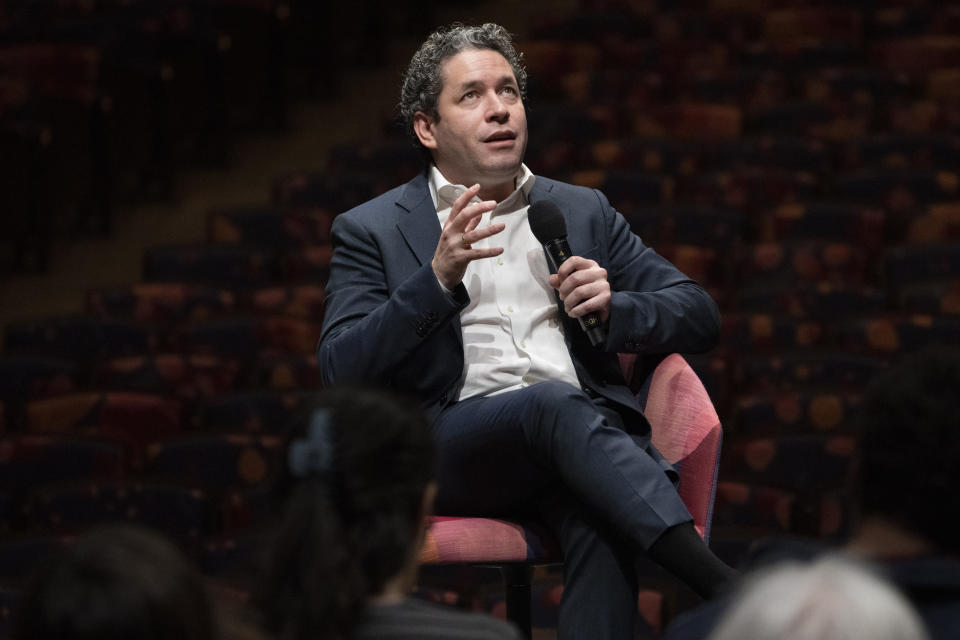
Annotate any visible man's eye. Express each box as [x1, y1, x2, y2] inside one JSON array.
[[501, 86, 518, 95], [462, 91, 478, 101]]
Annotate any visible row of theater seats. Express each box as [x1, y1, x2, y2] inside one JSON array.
[[0, 0, 343, 273]]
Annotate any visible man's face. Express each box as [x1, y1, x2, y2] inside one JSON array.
[[414, 48, 528, 194]]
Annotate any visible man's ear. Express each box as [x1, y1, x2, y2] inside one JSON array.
[[413, 111, 438, 150]]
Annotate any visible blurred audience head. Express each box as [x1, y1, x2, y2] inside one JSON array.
[[15, 524, 216, 640], [853, 347, 960, 554], [259, 387, 436, 640], [708, 555, 929, 640]]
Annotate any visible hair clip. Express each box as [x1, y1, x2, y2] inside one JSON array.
[[288, 409, 334, 478]]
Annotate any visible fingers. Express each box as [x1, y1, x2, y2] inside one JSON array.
[[554, 258, 607, 298], [463, 220, 505, 245], [432, 185, 505, 290], [445, 184, 495, 232], [550, 256, 611, 321], [565, 281, 611, 320]]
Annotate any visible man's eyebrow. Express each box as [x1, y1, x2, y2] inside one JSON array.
[[455, 76, 518, 91]]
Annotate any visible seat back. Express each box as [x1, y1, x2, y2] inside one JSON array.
[[643, 354, 723, 541]]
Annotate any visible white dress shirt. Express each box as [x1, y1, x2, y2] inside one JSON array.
[[428, 164, 582, 401]]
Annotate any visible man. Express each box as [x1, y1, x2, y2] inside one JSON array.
[[318, 23, 734, 638]]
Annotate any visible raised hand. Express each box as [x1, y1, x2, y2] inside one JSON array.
[[432, 183, 506, 290]]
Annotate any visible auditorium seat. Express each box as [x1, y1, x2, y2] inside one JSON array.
[[0, 435, 126, 498], [272, 170, 382, 211], [834, 314, 960, 355], [711, 137, 829, 173], [677, 69, 788, 112], [882, 243, 960, 288], [206, 205, 336, 248], [681, 169, 819, 216], [169, 315, 320, 359], [244, 284, 326, 320], [633, 103, 741, 141], [246, 353, 323, 391], [845, 134, 960, 171], [85, 283, 235, 325], [190, 390, 312, 434], [95, 354, 243, 401], [142, 244, 275, 289], [720, 434, 855, 495], [737, 282, 886, 319], [279, 247, 333, 285], [896, 280, 960, 315], [22, 482, 213, 544], [737, 351, 888, 393], [4, 316, 156, 365], [758, 202, 886, 249], [906, 203, 960, 243], [872, 36, 960, 75], [735, 241, 874, 288], [719, 313, 826, 354], [0, 356, 77, 430], [26, 391, 183, 469], [623, 205, 741, 251], [733, 390, 861, 438], [144, 433, 284, 490]]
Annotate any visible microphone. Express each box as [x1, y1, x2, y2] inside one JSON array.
[[528, 201, 606, 347]]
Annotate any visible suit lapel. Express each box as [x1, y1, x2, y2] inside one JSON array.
[[396, 172, 441, 267], [394, 171, 463, 346]]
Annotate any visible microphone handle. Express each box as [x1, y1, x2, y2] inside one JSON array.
[[544, 237, 607, 347]]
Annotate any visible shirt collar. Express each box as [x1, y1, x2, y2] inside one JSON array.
[[428, 164, 536, 214]]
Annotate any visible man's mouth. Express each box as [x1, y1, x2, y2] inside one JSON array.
[[484, 131, 516, 143]]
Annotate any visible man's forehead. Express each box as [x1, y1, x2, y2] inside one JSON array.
[[440, 48, 517, 90]]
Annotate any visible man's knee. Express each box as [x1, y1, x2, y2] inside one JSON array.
[[520, 381, 599, 446], [522, 381, 592, 417]]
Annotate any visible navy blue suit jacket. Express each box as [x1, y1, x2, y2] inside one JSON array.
[[317, 170, 720, 425]]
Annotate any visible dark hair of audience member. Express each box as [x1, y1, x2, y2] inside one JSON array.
[[854, 347, 960, 554], [258, 388, 436, 640], [14, 524, 217, 640]]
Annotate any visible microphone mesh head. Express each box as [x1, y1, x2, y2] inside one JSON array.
[[528, 201, 567, 243]]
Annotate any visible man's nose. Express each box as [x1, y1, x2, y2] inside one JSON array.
[[485, 94, 509, 122]]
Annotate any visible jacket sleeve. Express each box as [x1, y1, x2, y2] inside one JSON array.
[[316, 212, 467, 387], [592, 189, 721, 355]]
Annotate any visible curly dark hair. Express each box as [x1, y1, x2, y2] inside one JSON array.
[[855, 347, 960, 553], [399, 22, 527, 148]]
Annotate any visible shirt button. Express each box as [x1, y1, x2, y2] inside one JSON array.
[[519, 341, 526, 348], [497, 258, 504, 266], [507, 306, 515, 313]]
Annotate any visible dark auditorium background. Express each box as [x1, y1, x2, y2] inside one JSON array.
[[1, 0, 959, 637]]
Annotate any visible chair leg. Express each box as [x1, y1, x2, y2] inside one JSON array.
[[501, 564, 535, 638]]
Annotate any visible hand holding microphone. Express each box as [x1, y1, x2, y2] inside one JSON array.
[[528, 201, 609, 346]]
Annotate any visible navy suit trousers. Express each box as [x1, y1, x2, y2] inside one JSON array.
[[432, 381, 693, 640]]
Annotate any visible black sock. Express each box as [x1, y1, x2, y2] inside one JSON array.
[[647, 522, 737, 599]]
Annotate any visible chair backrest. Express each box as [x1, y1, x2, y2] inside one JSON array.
[[642, 354, 723, 542]]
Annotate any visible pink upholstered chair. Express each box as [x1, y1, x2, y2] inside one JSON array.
[[419, 353, 723, 636]]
